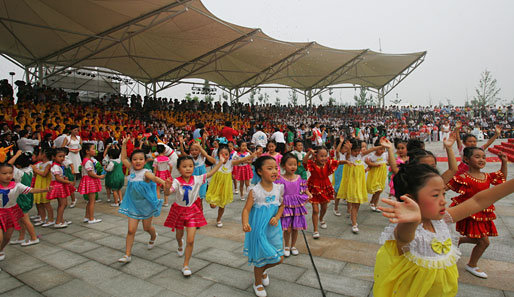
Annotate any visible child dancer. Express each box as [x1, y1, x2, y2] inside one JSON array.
[[233, 141, 253, 200], [31, 149, 54, 227], [47, 148, 76, 228], [206, 145, 258, 227], [275, 153, 311, 257], [291, 140, 307, 180], [63, 154, 77, 208], [365, 139, 388, 212], [118, 136, 171, 263], [263, 140, 282, 176], [374, 162, 514, 297], [78, 143, 105, 224], [153, 144, 172, 207], [8, 151, 39, 246], [447, 147, 507, 278], [0, 163, 50, 261], [228, 141, 239, 195], [333, 137, 349, 216], [242, 156, 285, 297], [104, 147, 124, 207], [164, 154, 225, 276], [337, 139, 381, 233], [304, 146, 348, 239], [387, 139, 408, 198], [455, 123, 501, 175]]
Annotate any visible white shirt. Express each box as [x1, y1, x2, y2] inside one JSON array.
[[17, 137, 39, 153], [366, 152, 388, 165], [171, 174, 207, 207], [0, 182, 31, 208], [54, 134, 67, 148], [270, 131, 285, 144], [251, 131, 268, 148]]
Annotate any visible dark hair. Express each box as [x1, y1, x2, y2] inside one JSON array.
[[393, 163, 440, 200], [53, 147, 68, 157], [81, 143, 95, 159], [218, 144, 230, 156], [130, 149, 146, 160], [177, 155, 194, 169], [281, 152, 298, 167], [237, 140, 247, 148], [253, 156, 276, 177], [266, 140, 277, 149], [19, 130, 29, 138], [394, 138, 408, 149], [0, 162, 14, 171], [148, 135, 158, 144], [462, 134, 477, 143], [107, 148, 121, 159], [156, 144, 166, 154], [374, 137, 382, 147], [141, 144, 151, 154], [407, 138, 424, 152], [14, 152, 33, 168], [294, 139, 303, 146], [313, 145, 328, 154], [350, 139, 360, 151], [462, 146, 484, 164], [407, 149, 436, 165]]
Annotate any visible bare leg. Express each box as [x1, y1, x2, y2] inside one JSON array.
[[0, 228, 14, 252], [36, 203, 46, 221], [253, 257, 284, 286], [113, 190, 120, 204], [283, 227, 291, 248], [56, 198, 67, 224], [216, 207, 225, 223], [176, 228, 184, 253], [70, 192, 76, 204], [142, 217, 156, 242], [334, 199, 340, 211], [21, 215, 37, 241], [370, 191, 381, 206], [106, 187, 111, 201], [124, 218, 139, 256], [239, 180, 244, 197], [183, 227, 197, 267], [44, 203, 54, 222], [291, 229, 299, 247], [312, 203, 320, 232], [86, 193, 96, 220], [319, 202, 328, 223], [468, 236, 490, 267], [350, 203, 360, 226]]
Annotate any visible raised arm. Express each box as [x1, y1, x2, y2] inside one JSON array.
[[335, 136, 344, 159], [8, 150, 22, 165], [454, 121, 463, 151], [178, 135, 188, 157], [195, 142, 216, 164], [361, 145, 382, 157], [232, 148, 262, 166], [482, 125, 501, 150], [440, 132, 458, 184], [303, 149, 313, 169], [380, 138, 399, 174], [448, 177, 514, 222], [120, 135, 132, 169], [499, 152, 508, 177], [144, 171, 172, 196]]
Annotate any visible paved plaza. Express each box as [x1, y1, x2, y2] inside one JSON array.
[[2, 140, 514, 296]]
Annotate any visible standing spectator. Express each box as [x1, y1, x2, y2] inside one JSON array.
[[270, 128, 286, 154], [251, 125, 267, 149], [17, 130, 40, 153], [220, 121, 239, 143]]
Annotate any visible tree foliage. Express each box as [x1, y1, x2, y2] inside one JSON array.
[[472, 69, 501, 107], [289, 89, 298, 106], [353, 87, 374, 106]]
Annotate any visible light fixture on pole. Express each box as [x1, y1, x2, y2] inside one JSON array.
[[9, 72, 15, 87]]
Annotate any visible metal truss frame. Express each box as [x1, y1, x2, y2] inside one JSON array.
[[154, 29, 260, 93]]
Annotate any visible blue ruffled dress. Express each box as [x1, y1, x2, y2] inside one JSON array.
[[119, 168, 163, 219], [244, 183, 284, 267], [193, 157, 207, 199]]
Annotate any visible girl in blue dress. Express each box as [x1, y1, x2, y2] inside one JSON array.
[[242, 156, 285, 297], [178, 137, 216, 201], [118, 136, 172, 263]]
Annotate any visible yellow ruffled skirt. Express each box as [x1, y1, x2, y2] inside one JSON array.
[[366, 164, 388, 194], [206, 171, 233, 208], [373, 241, 459, 297], [337, 165, 367, 203], [33, 175, 51, 204]]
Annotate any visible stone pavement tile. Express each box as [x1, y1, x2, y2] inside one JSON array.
[[282, 254, 347, 274], [457, 258, 514, 291], [134, 232, 172, 246], [43, 278, 111, 297], [504, 290, 514, 297], [104, 225, 130, 236], [41, 249, 89, 270], [340, 263, 374, 282], [456, 282, 505, 297], [196, 222, 246, 243], [58, 238, 101, 254], [17, 265, 74, 292], [56, 223, 88, 235], [339, 225, 384, 245], [94, 235, 126, 249], [83, 246, 122, 265], [326, 292, 351, 297], [245, 277, 327, 297], [153, 253, 210, 273], [297, 271, 372, 297], [195, 248, 248, 268], [238, 262, 307, 283], [95, 273, 166, 297], [111, 256, 167, 279], [130, 242, 170, 261], [17, 241, 63, 260], [83, 221, 118, 232], [40, 231, 76, 244], [73, 229, 111, 241], [149, 269, 214, 296], [196, 283, 254, 297], [33, 225, 56, 235], [196, 263, 253, 290], [321, 239, 379, 267], [0, 253, 47, 276], [1, 285, 43, 297], [66, 261, 122, 284], [194, 235, 243, 252], [231, 242, 244, 253], [154, 225, 173, 238], [0, 271, 23, 293]]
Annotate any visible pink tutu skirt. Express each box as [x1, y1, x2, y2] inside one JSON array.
[[78, 176, 102, 194], [164, 199, 207, 231], [234, 164, 253, 181], [155, 170, 171, 187], [47, 180, 75, 199], [0, 205, 24, 232]]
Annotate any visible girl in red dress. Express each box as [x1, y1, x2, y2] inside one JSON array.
[[447, 147, 507, 279], [303, 146, 348, 239]]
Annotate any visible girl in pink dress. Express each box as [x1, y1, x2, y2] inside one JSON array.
[[153, 144, 172, 206], [78, 143, 105, 224]]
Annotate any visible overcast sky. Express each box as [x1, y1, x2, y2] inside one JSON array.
[[1, 0, 513, 106]]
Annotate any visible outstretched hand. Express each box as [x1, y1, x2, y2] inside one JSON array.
[[443, 132, 456, 148], [498, 152, 508, 163], [379, 137, 392, 149], [122, 135, 130, 144], [495, 125, 502, 135], [378, 196, 421, 224]]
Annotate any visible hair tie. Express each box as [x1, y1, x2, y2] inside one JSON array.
[[217, 137, 228, 145]]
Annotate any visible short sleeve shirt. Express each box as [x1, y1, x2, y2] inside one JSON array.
[[171, 174, 207, 207]]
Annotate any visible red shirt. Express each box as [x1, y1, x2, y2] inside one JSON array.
[[220, 126, 239, 142]]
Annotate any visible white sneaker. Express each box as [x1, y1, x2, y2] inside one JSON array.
[[83, 218, 89, 223], [54, 223, 68, 229], [234, 189, 239, 194], [262, 269, 270, 286], [65, 220, 73, 225], [216, 221, 223, 228], [0, 252, 5, 261], [312, 232, 320, 239], [88, 219, 102, 224], [106, 199, 111, 202], [69, 201, 76, 208], [333, 209, 341, 216], [320, 221, 328, 229], [352, 225, 359, 233], [284, 247, 291, 257], [370, 204, 381, 212], [111, 203, 119, 207], [148, 233, 158, 250], [30, 215, 41, 221], [21, 238, 40, 247], [465, 265, 488, 278], [291, 247, 299, 256], [181, 266, 192, 276], [42, 221, 55, 227], [177, 239, 184, 257], [34, 220, 45, 226], [9, 239, 25, 245], [253, 284, 267, 297], [118, 255, 131, 263]]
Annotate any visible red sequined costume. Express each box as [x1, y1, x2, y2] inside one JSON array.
[[306, 159, 339, 204], [447, 171, 505, 238]]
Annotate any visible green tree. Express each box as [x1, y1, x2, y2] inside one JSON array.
[[202, 80, 214, 103], [353, 87, 373, 106], [471, 69, 501, 107], [289, 89, 298, 106], [328, 88, 335, 106], [249, 89, 257, 105], [390, 93, 402, 105], [275, 88, 280, 105]]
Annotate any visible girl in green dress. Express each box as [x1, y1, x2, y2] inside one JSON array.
[[104, 148, 125, 207]]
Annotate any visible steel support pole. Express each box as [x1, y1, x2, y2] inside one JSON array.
[[153, 81, 157, 99]]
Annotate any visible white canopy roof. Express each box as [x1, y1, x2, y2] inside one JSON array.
[[0, 0, 426, 95]]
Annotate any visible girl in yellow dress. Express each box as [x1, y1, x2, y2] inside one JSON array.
[[365, 139, 388, 212], [337, 139, 381, 233], [206, 145, 259, 227], [375, 160, 514, 297], [32, 148, 54, 227]]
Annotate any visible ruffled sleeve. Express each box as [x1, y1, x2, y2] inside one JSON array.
[[306, 159, 315, 172], [446, 175, 467, 195], [488, 170, 506, 185], [379, 223, 397, 244], [299, 178, 308, 194], [326, 159, 339, 175], [274, 176, 285, 186]]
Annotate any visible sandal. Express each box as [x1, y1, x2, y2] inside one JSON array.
[[291, 247, 299, 256], [312, 232, 320, 239], [320, 221, 327, 229], [216, 221, 223, 228], [177, 239, 184, 257], [284, 247, 291, 257], [262, 269, 270, 286], [118, 255, 131, 263], [0, 251, 5, 261], [253, 283, 267, 297], [148, 233, 158, 250], [182, 266, 192, 276]]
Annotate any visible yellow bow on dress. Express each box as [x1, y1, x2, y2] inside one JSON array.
[[431, 238, 452, 254]]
